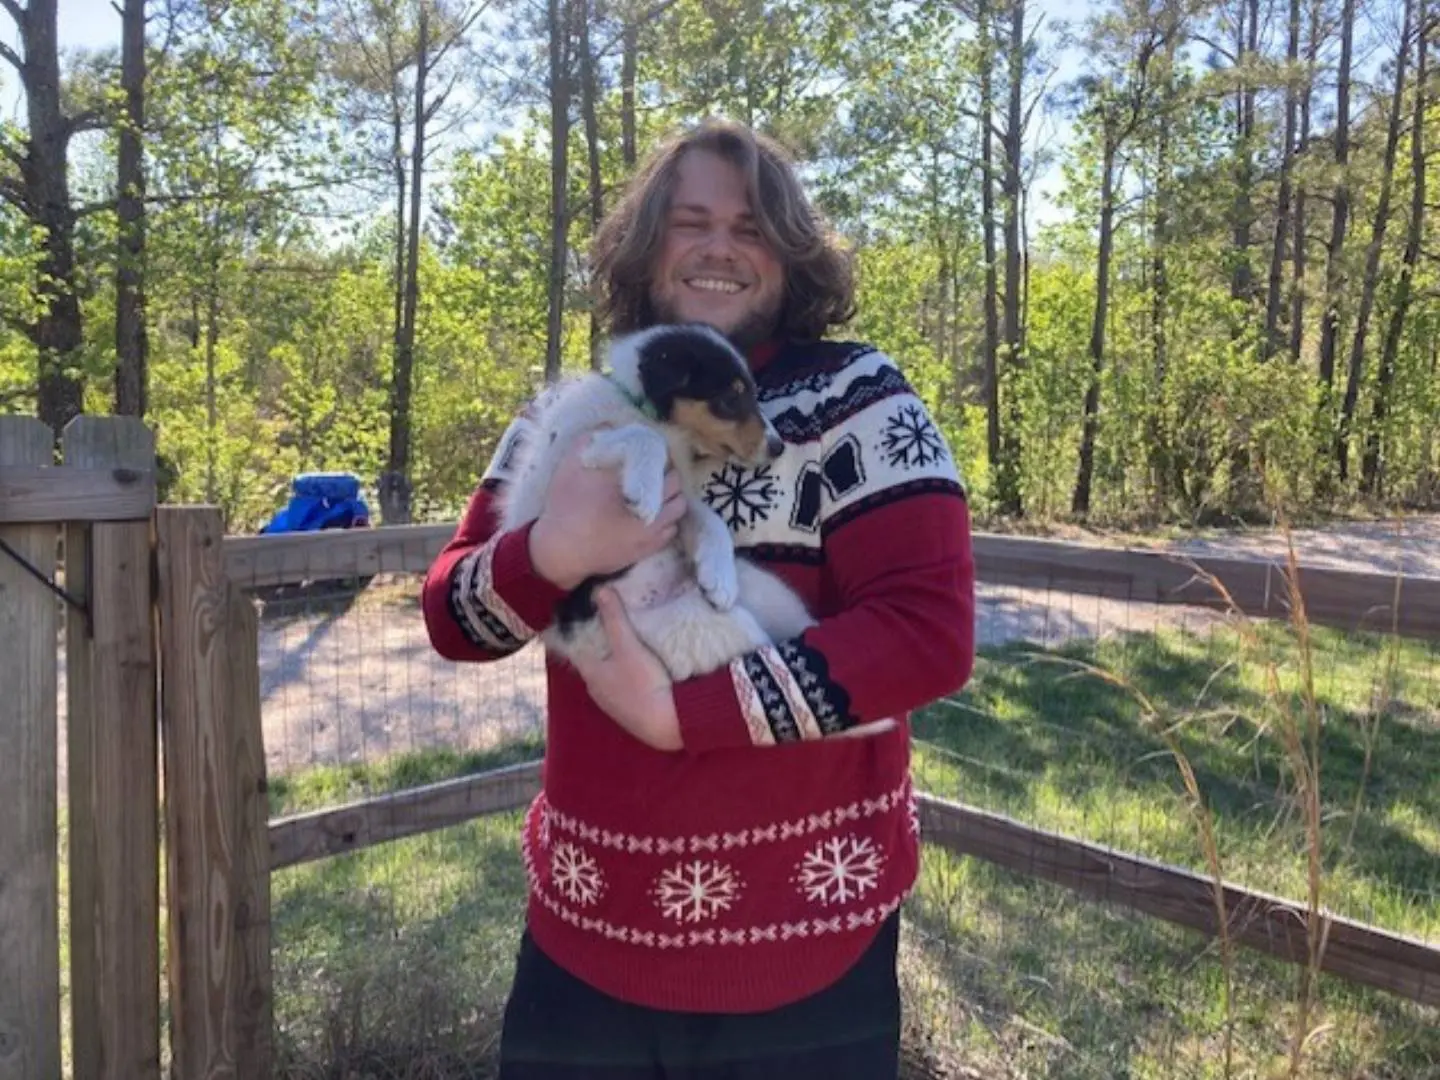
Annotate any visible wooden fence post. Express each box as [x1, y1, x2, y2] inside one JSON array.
[[63, 417, 161, 1080], [156, 507, 273, 1080], [0, 418, 62, 1080]]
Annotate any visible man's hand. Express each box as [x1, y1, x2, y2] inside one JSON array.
[[529, 435, 687, 591], [571, 588, 683, 752]]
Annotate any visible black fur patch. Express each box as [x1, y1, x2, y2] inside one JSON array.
[[554, 568, 630, 638], [634, 324, 758, 422]]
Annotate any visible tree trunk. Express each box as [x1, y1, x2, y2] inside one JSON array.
[[391, 99, 407, 375], [1316, 0, 1354, 392], [114, 0, 147, 417], [577, 0, 604, 367], [1289, 0, 1318, 361], [621, 13, 638, 168], [11, 0, 85, 436], [1362, 0, 1426, 496], [1149, 93, 1172, 509], [1262, 0, 1301, 361], [1338, 0, 1412, 484], [978, 0, 1001, 488], [1229, 0, 1259, 307], [204, 228, 221, 505], [382, 4, 428, 525], [545, 0, 571, 384], [995, 0, 1026, 517], [1225, 0, 1263, 505], [1073, 131, 1116, 518]]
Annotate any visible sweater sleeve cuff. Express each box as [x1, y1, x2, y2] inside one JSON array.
[[674, 664, 754, 753], [488, 522, 569, 632]]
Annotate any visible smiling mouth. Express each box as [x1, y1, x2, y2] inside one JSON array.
[[684, 277, 747, 295]]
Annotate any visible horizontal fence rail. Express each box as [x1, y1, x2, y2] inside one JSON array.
[[975, 533, 1440, 641], [916, 795, 1440, 1010], [223, 526, 1440, 642], [269, 759, 544, 870], [0, 463, 156, 524]]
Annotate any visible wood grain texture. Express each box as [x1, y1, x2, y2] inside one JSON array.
[[0, 418, 61, 1080], [157, 508, 274, 1080], [0, 463, 154, 523], [971, 534, 1440, 641], [917, 794, 1440, 1008], [62, 416, 161, 1080], [222, 523, 453, 588], [269, 760, 543, 870], [225, 582, 274, 1080]]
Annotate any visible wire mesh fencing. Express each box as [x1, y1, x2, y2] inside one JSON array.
[[240, 539, 1440, 1080]]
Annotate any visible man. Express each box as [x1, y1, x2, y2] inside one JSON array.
[[422, 118, 975, 1078]]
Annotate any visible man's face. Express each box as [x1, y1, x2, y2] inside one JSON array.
[[648, 149, 785, 350]]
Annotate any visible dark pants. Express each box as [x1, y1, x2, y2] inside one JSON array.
[[496, 915, 902, 1079]]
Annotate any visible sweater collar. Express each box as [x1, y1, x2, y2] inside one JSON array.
[[747, 338, 783, 374]]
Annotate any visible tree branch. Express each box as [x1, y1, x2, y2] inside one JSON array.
[[73, 171, 376, 219], [65, 108, 109, 139], [0, 39, 22, 73], [0, 173, 26, 212], [593, 0, 682, 58], [0, 0, 24, 25]]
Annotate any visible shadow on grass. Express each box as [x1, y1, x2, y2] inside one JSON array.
[[914, 630, 1440, 910], [900, 850, 1440, 1080], [270, 811, 529, 1080]]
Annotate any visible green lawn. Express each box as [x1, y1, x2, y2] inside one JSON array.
[[906, 622, 1440, 1078], [912, 624, 1440, 935], [262, 623, 1440, 1079]]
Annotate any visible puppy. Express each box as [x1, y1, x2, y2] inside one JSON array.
[[495, 323, 816, 681]]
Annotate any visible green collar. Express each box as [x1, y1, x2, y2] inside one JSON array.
[[604, 372, 659, 420]]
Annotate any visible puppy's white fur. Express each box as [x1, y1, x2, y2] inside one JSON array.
[[495, 325, 816, 681]]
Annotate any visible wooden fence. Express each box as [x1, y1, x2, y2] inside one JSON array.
[[1, 416, 162, 1080], [3, 413, 1439, 1080]]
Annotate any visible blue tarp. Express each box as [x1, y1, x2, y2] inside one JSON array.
[[259, 472, 371, 534]]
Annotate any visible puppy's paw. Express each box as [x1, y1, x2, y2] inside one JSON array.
[[695, 545, 739, 611], [621, 467, 664, 524]]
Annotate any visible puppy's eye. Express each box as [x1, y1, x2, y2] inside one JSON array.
[[711, 390, 745, 419]]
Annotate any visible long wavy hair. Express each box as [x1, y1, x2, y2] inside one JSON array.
[[592, 119, 856, 342]]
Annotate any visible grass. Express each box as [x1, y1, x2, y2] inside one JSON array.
[[905, 565, 1440, 1078], [268, 741, 541, 1079], [258, 607, 1440, 1078], [911, 624, 1440, 936]]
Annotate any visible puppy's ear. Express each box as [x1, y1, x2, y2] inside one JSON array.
[[635, 336, 692, 416]]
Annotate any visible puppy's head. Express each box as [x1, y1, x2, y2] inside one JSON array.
[[610, 324, 784, 465]]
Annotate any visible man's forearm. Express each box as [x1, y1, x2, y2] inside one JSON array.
[[422, 489, 568, 662], [673, 494, 975, 752]]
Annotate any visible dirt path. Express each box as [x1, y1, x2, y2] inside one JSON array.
[[1164, 514, 1440, 577], [50, 515, 1438, 784]]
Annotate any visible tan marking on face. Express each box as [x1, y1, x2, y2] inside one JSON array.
[[670, 398, 773, 464]]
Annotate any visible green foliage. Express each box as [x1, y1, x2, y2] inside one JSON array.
[[0, 0, 1434, 526]]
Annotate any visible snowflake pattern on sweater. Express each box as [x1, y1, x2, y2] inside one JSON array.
[[522, 779, 917, 950]]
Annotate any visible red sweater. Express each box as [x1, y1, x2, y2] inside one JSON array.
[[422, 338, 975, 1013]]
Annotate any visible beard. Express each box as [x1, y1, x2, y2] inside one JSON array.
[[646, 289, 784, 353]]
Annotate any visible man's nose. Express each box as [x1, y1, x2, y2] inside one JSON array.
[[699, 226, 739, 259]]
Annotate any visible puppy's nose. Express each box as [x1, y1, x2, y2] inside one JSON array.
[[765, 432, 785, 459]]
